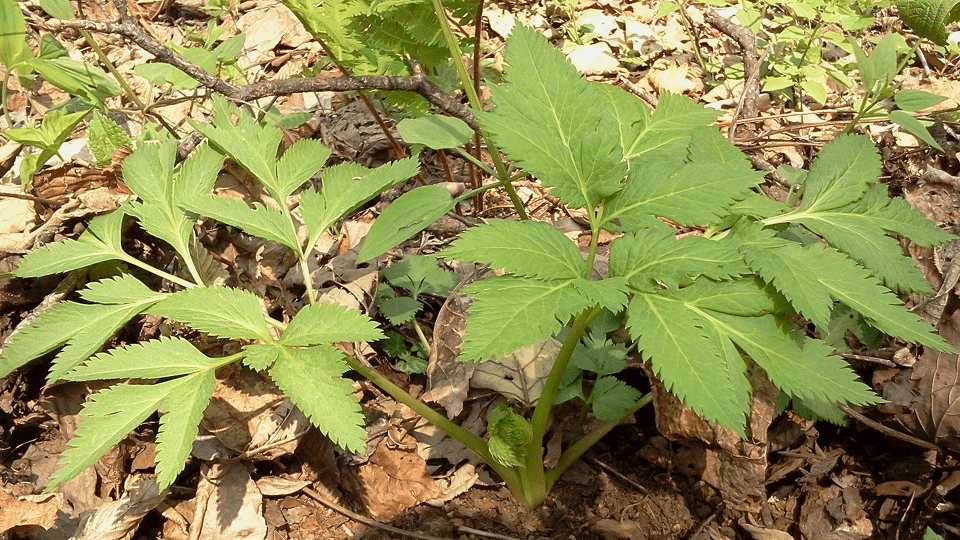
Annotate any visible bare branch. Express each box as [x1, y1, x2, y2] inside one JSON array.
[[54, 5, 479, 131]]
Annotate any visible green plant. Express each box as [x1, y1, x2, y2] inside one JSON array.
[[2, 25, 954, 510], [378, 255, 459, 353], [842, 32, 948, 147]]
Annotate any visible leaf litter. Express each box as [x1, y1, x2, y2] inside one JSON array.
[[2, 0, 960, 538]]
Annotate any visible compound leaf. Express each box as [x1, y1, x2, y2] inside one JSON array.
[[79, 275, 165, 305], [604, 128, 761, 228], [440, 219, 586, 280], [275, 138, 330, 198], [12, 210, 126, 277], [704, 312, 882, 407], [627, 290, 749, 434], [181, 195, 300, 251], [49, 372, 215, 491], [281, 302, 384, 346], [479, 24, 626, 209], [268, 344, 366, 452], [0, 300, 156, 381], [620, 91, 722, 164], [156, 371, 215, 489], [65, 336, 221, 380], [461, 275, 593, 361], [300, 155, 420, 239], [191, 96, 282, 196], [794, 134, 880, 214], [381, 254, 459, 298], [150, 287, 273, 342], [609, 226, 748, 290], [590, 376, 643, 421]]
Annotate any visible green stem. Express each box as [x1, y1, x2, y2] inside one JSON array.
[[341, 354, 526, 493], [429, 0, 528, 220], [544, 393, 652, 490], [118, 253, 197, 288], [411, 319, 431, 351], [2, 69, 12, 129], [520, 305, 603, 506]]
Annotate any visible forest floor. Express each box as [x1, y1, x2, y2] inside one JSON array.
[[1, 0, 960, 539]]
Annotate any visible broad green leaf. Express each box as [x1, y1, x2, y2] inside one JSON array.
[[793, 191, 938, 293], [49, 372, 215, 491], [275, 138, 330, 198], [609, 226, 747, 290], [280, 302, 384, 346], [135, 63, 200, 90], [79, 274, 166, 305], [268, 344, 366, 452], [379, 296, 422, 324], [895, 89, 947, 111], [461, 275, 593, 361], [627, 291, 749, 434], [479, 24, 626, 209], [889, 110, 942, 150], [0, 300, 155, 381], [794, 134, 880, 214], [176, 143, 224, 199], [156, 371, 215, 489], [570, 278, 629, 312], [12, 210, 126, 277], [88, 110, 131, 165], [440, 219, 586, 280], [180, 195, 300, 250], [0, 0, 32, 69], [26, 56, 122, 105], [603, 128, 761, 229], [241, 343, 281, 371], [397, 115, 474, 149], [150, 287, 273, 341], [40, 0, 74, 19], [381, 254, 459, 297], [357, 185, 455, 263], [65, 337, 221, 380], [619, 91, 721, 164], [49, 382, 170, 490], [590, 376, 642, 421], [300, 155, 420, 240], [702, 312, 882, 407], [896, 0, 960, 45], [190, 95, 282, 195], [737, 223, 951, 350]]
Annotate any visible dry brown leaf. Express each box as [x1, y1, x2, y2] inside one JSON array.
[[353, 436, 442, 519], [0, 486, 60, 534], [196, 462, 267, 540]]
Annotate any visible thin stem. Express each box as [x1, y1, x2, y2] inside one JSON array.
[[521, 305, 602, 505], [2, 69, 12, 128], [118, 253, 197, 288], [342, 354, 526, 493], [429, 0, 529, 219], [544, 393, 652, 490], [411, 319, 431, 350]]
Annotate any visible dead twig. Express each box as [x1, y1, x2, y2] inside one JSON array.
[[52, 2, 479, 131], [702, 8, 760, 132], [303, 487, 452, 540], [837, 404, 944, 453]]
